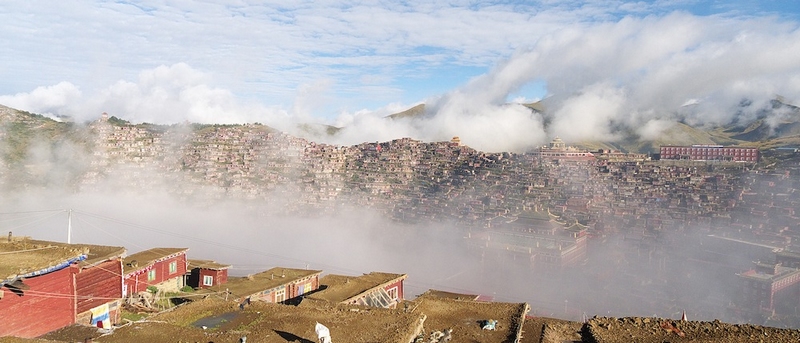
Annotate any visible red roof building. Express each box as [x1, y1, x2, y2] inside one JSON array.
[[186, 259, 230, 289], [308, 272, 407, 309], [472, 210, 589, 271], [122, 248, 188, 296], [529, 137, 596, 162], [0, 237, 125, 338], [660, 145, 759, 162], [738, 262, 800, 316], [201, 267, 322, 305]]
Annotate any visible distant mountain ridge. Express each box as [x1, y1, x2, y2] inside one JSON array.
[[380, 97, 800, 153], [3, 96, 800, 159]]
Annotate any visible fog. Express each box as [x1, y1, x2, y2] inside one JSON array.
[[0, 182, 773, 323], [0, 188, 485, 301], [0, 126, 791, 327]]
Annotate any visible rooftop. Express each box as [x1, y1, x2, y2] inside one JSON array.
[[309, 272, 407, 303], [0, 237, 125, 282], [739, 264, 800, 282], [485, 230, 578, 253], [187, 259, 231, 270], [123, 247, 188, 275], [776, 249, 800, 260], [201, 267, 321, 299], [93, 298, 423, 343], [417, 289, 480, 301], [407, 291, 529, 343]]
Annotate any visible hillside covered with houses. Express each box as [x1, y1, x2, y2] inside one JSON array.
[[4, 104, 800, 339]]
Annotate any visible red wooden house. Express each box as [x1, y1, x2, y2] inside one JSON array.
[[201, 267, 321, 304], [186, 259, 230, 289], [122, 248, 188, 296], [74, 245, 126, 329], [0, 237, 125, 338], [308, 272, 407, 308]]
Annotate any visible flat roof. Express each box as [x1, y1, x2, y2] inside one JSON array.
[[0, 238, 125, 282], [408, 292, 529, 343], [188, 259, 231, 270], [93, 298, 424, 343], [776, 249, 800, 259], [486, 231, 578, 253], [309, 272, 407, 303], [201, 267, 322, 299], [418, 289, 480, 301], [739, 266, 800, 282], [123, 247, 188, 275]]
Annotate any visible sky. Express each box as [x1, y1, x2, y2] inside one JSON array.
[[2, 1, 800, 151]]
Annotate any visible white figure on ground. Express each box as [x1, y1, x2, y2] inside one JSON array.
[[315, 322, 332, 343]]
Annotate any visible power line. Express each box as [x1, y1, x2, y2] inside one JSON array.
[[0, 209, 66, 233], [8, 208, 532, 307], [71, 209, 364, 275]]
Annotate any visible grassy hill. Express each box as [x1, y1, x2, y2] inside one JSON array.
[[4, 95, 800, 157], [386, 103, 426, 120]]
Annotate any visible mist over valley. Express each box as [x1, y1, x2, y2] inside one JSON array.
[[3, 103, 800, 329]]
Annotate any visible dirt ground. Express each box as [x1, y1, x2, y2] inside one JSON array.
[[9, 301, 800, 343], [36, 325, 104, 343], [519, 317, 583, 343], [95, 298, 421, 343], [510, 315, 800, 343], [407, 295, 528, 343], [585, 316, 800, 343]]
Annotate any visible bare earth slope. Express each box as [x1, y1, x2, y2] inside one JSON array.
[[584, 316, 800, 343]]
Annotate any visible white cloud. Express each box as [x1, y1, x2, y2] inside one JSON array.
[[79, 63, 282, 125], [0, 82, 82, 118], [1, 3, 800, 152], [550, 83, 627, 142]]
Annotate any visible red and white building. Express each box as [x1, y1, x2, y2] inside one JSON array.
[[529, 137, 596, 162], [211, 267, 322, 304], [309, 272, 407, 309], [738, 262, 800, 315], [0, 238, 126, 338], [122, 248, 188, 296], [660, 145, 759, 162], [187, 259, 230, 289]]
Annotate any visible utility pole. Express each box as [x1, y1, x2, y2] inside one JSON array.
[[67, 209, 72, 244]]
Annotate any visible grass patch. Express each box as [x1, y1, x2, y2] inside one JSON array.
[[121, 310, 149, 322]]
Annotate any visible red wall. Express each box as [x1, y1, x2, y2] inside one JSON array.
[[197, 268, 228, 288], [0, 267, 76, 338], [76, 259, 123, 313], [249, 275, 319, 303], [292, 275, 319, 298], [125, 253, 187, 293], [383, 279, 405, 302]]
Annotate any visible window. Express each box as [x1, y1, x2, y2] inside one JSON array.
[[387, 286, 399, 301], [203, 275, 214, 286], [275, 289, 286, 303], [147, 269, 156, 281], [169, 261, 177, 274]]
